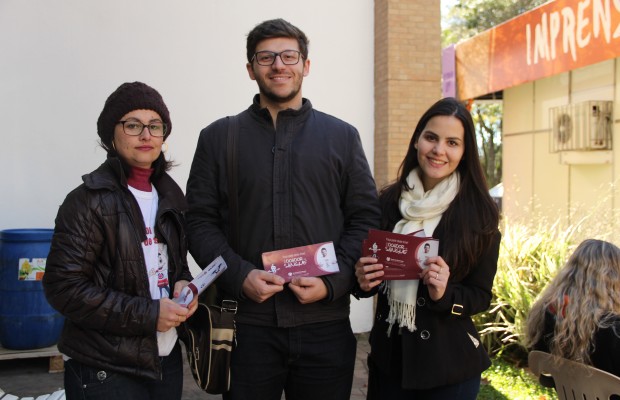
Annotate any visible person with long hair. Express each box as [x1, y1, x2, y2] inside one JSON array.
[[525, 239, 620, 376], [354, 97, 501, 399], [43, 82, 197, 399]]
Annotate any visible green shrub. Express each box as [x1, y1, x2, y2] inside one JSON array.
[[474, 218, 575, 360], [475, 202, 616, 362]]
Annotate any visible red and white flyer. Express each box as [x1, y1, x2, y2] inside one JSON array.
[[262, 242, 340, 283], [362, 229, 439, 280], [174, 256, 227, 307]]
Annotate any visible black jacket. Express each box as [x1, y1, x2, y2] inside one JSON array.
[[535, 311, 620, 377], [356, 196, 501, 390], [186, 96, 380, 327], [43, 158, 192, 380]]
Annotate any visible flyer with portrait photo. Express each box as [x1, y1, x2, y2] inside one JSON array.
[[262, 242, 340, 283], [362, 229, 439, 280]]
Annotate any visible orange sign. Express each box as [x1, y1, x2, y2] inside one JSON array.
[[455, 0, 620, 99]]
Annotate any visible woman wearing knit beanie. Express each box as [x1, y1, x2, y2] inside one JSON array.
[[43, 82, 196, 399]]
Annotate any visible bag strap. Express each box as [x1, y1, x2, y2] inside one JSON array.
[[197, 116, 240, 307], [227, 115, 240, 252]]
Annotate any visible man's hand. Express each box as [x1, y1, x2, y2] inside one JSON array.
[[242, 269, 285, 303], [289, 277, 328, 304]]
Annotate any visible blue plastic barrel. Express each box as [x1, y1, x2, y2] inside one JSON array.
[[0, 229, 64, 350]]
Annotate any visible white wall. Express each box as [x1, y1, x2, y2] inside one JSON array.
[[0, 0, 375, 332]]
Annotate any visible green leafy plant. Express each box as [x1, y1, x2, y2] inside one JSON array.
[[475, 192, 617, 362], [474, 217, 576, 360]]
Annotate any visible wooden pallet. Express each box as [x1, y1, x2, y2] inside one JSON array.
[[0, 345, 63, 373], [0, 388, 66, 400]]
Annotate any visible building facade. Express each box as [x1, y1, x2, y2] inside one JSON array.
[[452, 0, 620, 236]]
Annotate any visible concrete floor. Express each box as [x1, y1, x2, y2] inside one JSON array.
[[0, 333, 370, 400]]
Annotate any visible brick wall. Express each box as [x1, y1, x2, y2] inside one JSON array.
[[374, 0, 442, 189]]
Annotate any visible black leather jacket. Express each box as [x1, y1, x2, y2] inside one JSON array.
[[43, 157, 192, 380], [535, 311, 620, 378]]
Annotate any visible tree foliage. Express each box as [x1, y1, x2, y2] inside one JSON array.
[[442, 0, 547, 47], [472, 102, 502, 187], [441, 0, 546, 189]]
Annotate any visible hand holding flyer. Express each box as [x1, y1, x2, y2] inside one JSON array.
[[174, 256, 227, 307], [262, 242, 339, 283], [362, 229, 439, 280]]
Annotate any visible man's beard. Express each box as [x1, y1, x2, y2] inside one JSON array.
[[254, 69, 304, 105], [259, 85, 301, 104]]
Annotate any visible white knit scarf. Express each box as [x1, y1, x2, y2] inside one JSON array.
[[384, 167, 460, 333]]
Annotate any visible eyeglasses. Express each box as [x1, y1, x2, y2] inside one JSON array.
[[118, 120, 167, 137], [251, 50, 303, 66]]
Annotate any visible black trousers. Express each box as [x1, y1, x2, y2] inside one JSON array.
[[223, 319, 357, 400]]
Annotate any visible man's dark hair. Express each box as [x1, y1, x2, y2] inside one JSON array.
[[246, 18, 310, 62]]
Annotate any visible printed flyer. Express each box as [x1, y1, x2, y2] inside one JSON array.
[[362, 229, 439, 280], [174, 256, 227, 307], [262, 242, 339, 283]]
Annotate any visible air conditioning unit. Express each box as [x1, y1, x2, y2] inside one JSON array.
[[549, 101, 613, 153]]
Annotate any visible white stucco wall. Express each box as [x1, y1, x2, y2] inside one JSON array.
[[0, 0, 375, 332]]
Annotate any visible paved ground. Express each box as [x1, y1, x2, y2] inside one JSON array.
[[0, 333, 370, 400]]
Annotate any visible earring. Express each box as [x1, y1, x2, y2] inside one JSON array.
[[162, 142, 168, 153], [111, 141, 116, 151]]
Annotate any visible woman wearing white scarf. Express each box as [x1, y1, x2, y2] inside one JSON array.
[[385, 168, 459, 333], [354, 98, 501, 399]]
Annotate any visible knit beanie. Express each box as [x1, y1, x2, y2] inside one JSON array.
[[97, 82, 172, 152]]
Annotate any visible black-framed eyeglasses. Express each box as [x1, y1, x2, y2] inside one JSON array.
[[251, 50, 303, 66], [117, 120, 167, 137]]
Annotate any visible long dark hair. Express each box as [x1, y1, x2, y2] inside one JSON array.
[[380, 97, 499, 280]]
